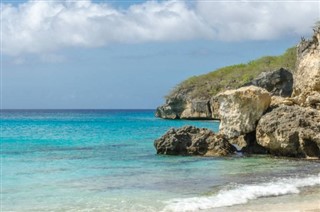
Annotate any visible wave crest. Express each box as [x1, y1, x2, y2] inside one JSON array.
[[163, 174, 320, 212]]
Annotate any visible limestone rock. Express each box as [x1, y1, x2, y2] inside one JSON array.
[[180, 100, 212, 119], [305, 91, 320, 109], [270, 96, 295, 108], [156, 68, 293, 120], [155, 98, 212, 120], [154, 126, 236, 156], [155, 97, 185, 119], [155, 104, 179, 119], [217, 86, 271, 138], [227, 132, 267, 154], [243, 68, 293, 97], [256, 105, 320, 158], [210, 96, 220, 119], [292, 27, 320, 107]]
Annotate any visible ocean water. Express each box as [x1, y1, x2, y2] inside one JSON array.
[[1, 110, 320, 212]]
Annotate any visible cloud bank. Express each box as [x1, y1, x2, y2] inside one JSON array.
[[2, 0, 319, 55]]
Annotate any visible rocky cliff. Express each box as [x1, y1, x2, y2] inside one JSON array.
[[156, 48, 295, 120], [292, 27, 320, 109], [155, 97, 211, 120], [155, 27, 320, 159], [243, 68, 293, 97]]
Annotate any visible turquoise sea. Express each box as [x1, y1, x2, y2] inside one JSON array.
[[1, 110, 320, 212]]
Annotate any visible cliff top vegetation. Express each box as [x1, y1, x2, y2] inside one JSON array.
[[167, 47, 297, 100]]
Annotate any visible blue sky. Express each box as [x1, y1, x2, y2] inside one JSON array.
[[1, 0, 319, 109]]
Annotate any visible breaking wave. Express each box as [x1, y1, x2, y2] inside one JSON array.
[[163, 173, 320, 212]]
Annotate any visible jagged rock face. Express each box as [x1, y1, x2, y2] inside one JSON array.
[[156, 68, 292, 120], [155, 98, 212, 120], [217, 86, 271, 138], [227, 132, 267, 154], [154, 126, 236, 156], [210, 96, 220, 119], [180, 100, 211, 119], [256, 105, 320, 158], [155, 106, 178, 119], [292, 28, 320, 108], [155, 97, 185, 119], [243, 68, 293, 97]]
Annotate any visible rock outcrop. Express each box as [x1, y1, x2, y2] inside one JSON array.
[[292, 27, 320, 108], [155, 97, 185, 119], [180, 100, 212, 119], [256, 105, 320, 158], [154, 126, 236, 156], [210, 96, 220, 119], [155, 98, 212, 120], [243, 68, 293, 97], [156, 68, 292, 120], [155, 28, 320, 159], [217, 86, 271, 138]]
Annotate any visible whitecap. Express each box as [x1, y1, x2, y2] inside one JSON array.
[[162, 173, 320, 212]]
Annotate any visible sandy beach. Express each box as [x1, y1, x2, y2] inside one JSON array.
[[215, 200, 320, 212]]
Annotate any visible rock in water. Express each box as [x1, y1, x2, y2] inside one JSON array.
[[256, 105, 320, 158], [243, 68, 293, 97], [154, 126, 236, 156], [292, 27, 320, 109], [217, 86, 271, 138]]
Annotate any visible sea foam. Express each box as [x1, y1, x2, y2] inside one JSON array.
[[163, 173, 320, 212]]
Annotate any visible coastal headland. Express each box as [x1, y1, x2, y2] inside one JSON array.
[[155, 27, 320, 159]]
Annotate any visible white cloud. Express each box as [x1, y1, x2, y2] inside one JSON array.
[[1, 0, 319, 55], [195, 1, 319, 41]]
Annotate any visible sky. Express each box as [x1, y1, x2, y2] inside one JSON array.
[[1, 0, 320, 109]]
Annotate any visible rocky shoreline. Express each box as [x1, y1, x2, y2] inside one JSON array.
[[155, 67, 294, 120], [154, 27, 320, 159]]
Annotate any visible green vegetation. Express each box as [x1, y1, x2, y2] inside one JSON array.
[[167, 47, 297, 100]]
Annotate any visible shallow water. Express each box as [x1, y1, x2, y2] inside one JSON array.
[[1, 110, 320, 211]]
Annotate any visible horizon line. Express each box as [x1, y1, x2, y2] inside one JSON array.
[[0, 108, 156, 111]]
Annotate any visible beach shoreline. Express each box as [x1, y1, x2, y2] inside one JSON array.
[[208, 186, 320, 212], [212, 199, 320, 212]]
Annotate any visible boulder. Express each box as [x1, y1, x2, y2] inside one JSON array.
[[256, 105, 320, 158], [217, 86, 271, 138], [292, 27, 320, 107], [243, 68, 293, 97], [154, 126, 236, 156]]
